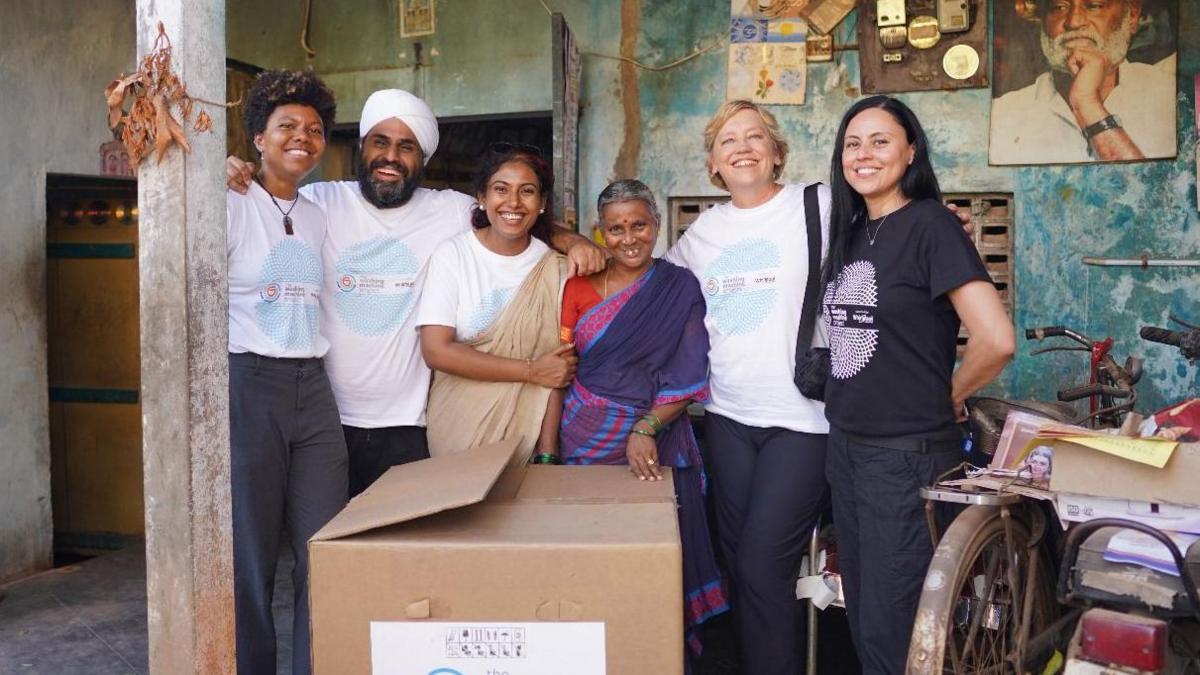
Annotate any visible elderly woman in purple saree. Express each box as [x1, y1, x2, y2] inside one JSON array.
[[552, 180, 729, 656]]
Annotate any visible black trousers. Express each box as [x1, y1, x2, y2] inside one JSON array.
[[825, 426, 962, 675], [343, 424, 429, 497], [703, 412, 829, 675], [229, 353, 348, 675]]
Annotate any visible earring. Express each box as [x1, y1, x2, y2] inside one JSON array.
[[539, 209, 544, 214]]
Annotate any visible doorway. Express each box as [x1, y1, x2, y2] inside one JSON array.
[[315, 114, 554, 197], [45, 173, 143, 559]]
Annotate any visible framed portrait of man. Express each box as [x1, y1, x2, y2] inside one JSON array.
[[989, 0, 1177, 165]]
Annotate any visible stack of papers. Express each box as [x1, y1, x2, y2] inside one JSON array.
[[1103, 529, 1199, 576]]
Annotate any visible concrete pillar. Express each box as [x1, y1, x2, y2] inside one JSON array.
[[134, 1, 234, 672]]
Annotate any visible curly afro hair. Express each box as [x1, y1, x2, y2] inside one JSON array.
[[242, 69, 337, 141]]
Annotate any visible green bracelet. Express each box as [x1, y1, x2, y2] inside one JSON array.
[[531, 453, 560, 465], [640, 414, 663, 433]]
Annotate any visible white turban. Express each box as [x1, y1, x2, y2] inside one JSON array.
[[358, 89, 440, 164]]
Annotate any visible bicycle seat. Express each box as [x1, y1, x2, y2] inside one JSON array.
[[1072, 526, 1200, 618]]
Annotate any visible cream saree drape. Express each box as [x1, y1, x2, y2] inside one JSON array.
[[425, 251, 566, 466]]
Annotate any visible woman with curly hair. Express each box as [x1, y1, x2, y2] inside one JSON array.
[[227, 68, 343, 675]]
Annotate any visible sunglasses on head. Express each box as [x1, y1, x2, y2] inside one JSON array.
[[488, 141, 544, 157]]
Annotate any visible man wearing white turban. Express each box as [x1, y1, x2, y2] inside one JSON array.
[[228, 88, 603, 497]]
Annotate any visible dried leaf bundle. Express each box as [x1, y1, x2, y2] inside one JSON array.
[[105, 23, 222, 169]]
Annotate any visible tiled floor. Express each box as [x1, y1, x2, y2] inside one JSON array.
[[0, 543, 296, 675]]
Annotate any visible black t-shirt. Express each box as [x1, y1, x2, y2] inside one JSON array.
[[823, 198, 991, 437]]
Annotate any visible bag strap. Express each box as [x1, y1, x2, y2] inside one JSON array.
[[795, 182, 823, 361]]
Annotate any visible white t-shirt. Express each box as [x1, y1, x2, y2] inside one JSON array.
[[227, 182, 328, 359], [664, 182, 831, 433], [415, 230, 552, 341], [300, 181, 475, 428]]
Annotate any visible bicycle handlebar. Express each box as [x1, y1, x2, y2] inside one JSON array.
[[1139, 325, 1182, 346], [1025, 326, 1066, 340], [1057, 383, 1131, 402]]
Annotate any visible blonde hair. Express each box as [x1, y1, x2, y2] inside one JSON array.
[[702, 99, 789, 191]]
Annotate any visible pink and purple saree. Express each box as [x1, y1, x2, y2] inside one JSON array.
[[559, 259, 729, 654]]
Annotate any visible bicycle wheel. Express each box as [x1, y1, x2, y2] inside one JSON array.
[[907, 504, 1058, 674]]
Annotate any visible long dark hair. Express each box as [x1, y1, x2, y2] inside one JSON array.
[[470, 143, 555, 245], [822, 96, 941, 287]]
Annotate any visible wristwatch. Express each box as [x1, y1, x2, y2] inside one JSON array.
[[1082, 114, 1122, 141]]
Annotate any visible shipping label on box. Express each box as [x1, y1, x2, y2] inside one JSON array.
[[1055, 492, 1200, 534], [370, 621, 605, 674]]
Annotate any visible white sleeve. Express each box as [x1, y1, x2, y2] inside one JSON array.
[[226, 191, 245, 255], [816, 183, 833, 262], [298, 181, 329, 210], [449, 190, 478, 234], [413, 242, 462, 329], [663, 234, 690, 269]]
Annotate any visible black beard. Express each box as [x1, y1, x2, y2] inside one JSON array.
[[357, 157, 422, 209]]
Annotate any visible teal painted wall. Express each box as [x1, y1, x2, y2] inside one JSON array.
[[230, 0, 1198, 411], [229, 0, 551, 122]]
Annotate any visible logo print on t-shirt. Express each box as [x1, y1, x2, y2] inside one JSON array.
[[256, 238, 321, 350], [824, 260, 879, 380], [333, 236, 419, 336], [701, 238, 781, 335], [466, 287, 516, 340]]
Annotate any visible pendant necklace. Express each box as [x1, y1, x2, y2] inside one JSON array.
[[256, 177, 297, 235], [866, 213, 890, 246]]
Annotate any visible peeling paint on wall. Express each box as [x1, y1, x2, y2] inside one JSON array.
[[613, 0, 642, 180]]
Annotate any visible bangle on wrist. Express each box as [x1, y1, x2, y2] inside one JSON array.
[[639, 414, 663, 434], [532, 452, 560, 465], [631, 427, 655, 438], [524, 358, 533, 383]]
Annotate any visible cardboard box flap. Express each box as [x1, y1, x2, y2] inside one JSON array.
[[311, 438, 518, 541]]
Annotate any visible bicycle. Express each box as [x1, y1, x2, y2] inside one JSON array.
[[906, 323, 1146, 674]]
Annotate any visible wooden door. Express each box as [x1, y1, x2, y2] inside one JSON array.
[[46, 175, 144, 549]]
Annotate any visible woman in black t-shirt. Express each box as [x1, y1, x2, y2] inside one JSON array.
[[820, 96, 1015, 674]]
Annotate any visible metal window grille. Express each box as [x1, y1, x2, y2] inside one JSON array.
[[944, 193, 1015, 357], [668, 196, 725, 244]]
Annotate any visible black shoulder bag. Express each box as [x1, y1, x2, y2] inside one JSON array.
[[793, 183, 831, 401]]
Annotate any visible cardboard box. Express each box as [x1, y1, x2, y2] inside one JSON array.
[[1055, 492, 1200, 534], [1048, 440, 1200, 507], [309, 438, 684, 674]]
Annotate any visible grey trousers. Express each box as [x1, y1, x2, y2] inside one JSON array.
[[229, 353, 348, 675]]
